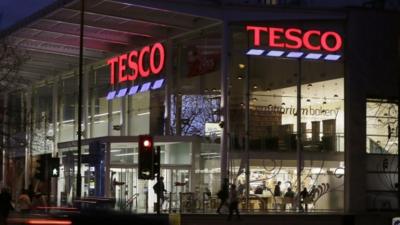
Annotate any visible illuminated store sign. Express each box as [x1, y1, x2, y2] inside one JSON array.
[[106, 42, 165, 100], [107, 42, 165, 84], [246, 25, 343, 60]]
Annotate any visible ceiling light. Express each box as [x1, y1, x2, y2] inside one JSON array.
[[253, 85, 258, 89], [239, 64, 245, 69], [237, 75, 243, 80]]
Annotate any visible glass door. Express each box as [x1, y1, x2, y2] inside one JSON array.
[[110, 168, 139, 211]]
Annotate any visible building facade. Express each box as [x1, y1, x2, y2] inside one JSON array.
[[0, 0, 399, 214]]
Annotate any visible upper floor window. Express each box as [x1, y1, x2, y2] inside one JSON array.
[[366, 99, 398, 154]]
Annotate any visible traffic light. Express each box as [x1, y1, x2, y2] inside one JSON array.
[[49, 157, 60, 177], [138, 135, 154, 180], [153, 146, 161, 176], [35, 154, 49, 181]]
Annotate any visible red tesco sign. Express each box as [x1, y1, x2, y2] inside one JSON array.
[[246, 25, 342, 52], [107, 42, 165, 85]]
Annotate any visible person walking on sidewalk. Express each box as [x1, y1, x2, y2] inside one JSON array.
[[227, 184, 240, 221], [216, 178, 229, 214]]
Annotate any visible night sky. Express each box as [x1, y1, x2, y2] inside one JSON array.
[[0, 0, 56, 30]]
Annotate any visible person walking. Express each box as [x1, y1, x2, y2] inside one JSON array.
[[153, 176, 167, 209], [300, 187, 309, 212], [273, 181, 282, 210], [273, 181, 282, 197], [227, 184, 240, 221], [216, 178, 229, 214]]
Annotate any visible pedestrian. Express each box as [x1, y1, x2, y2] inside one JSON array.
[[216, 178, 229, 214], [273, 181, 282, 210], [283, 187, 295, 210], [227, 184, 240, 221], [300, 187, 309, 211], [273, 181, 282, 197], [153, 176, 167, 208], [237, 181, 245, 197], [0, 188, 13, 225], [17, 189, 31, 214]]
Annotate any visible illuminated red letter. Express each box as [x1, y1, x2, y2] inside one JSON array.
[[107, 57, 118, 85], [118, 53, 128, 83], [303, 30, 321, 51], [150, 43, 165, 74], [139, 46, 150, 78], [285, 28, 302, 49], [268, 27, 284, 48], [321, 31, 342, 52], [246, 26, 268, 47], [128, 50, 138, 81]]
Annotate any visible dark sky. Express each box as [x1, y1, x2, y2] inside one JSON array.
[[0, 0, 56, 31]]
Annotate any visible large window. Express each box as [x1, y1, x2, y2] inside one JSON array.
[[229, 21, 345, 211], [366, 99, 399, 210], [366, 99, 398, 154]]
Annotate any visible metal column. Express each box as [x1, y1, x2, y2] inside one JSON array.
[[220, 22, 229, 184], [296, 59, 303, 209], [76, 0, 85, 198]]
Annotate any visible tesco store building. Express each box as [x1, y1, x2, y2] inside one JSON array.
[[0, 0, 399, 214]]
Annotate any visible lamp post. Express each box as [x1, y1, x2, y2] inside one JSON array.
[[76, 0, 85, 199]]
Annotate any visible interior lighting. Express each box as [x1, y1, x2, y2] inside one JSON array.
[[151, 79, 165, 90], [324, 54, 341, 61], [237, 75, 244, 80], [239, 64, 246, 69], [266, 50, 284, 57], [246, 49, 264, 56], [106, 91, 116, 100], [139, 82, 151, 92], [128, 85, 139, 95], [137, 112, 150, 116], [286, 51, 304, 58], [116, 88, 128, 98], [253, 85, 258, 89], [305, 53, 323, 60]]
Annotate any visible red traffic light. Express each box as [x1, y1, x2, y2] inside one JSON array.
[[138, 135, 154, 180], [143, 139, 152, 148]]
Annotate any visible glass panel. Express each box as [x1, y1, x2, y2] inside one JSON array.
[[169, 25, 222, 137], [32, 84, 54, 153], [230, 21, 345, 212], [366, 100, 398, 154], [90, 66, 109, 137], [59, 76, 77, 142]]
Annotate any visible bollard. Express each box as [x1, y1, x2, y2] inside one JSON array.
[[169, 212, 181, 225]]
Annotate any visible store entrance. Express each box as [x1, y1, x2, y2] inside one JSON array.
[[110, 167, 190, 213]]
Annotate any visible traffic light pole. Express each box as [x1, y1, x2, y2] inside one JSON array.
[[76, 0, 85, 199], [156, 146, 161, 215]]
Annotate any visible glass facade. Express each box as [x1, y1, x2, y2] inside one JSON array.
[[8, 16, 394, 213], [229, 21, 345, 211]]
